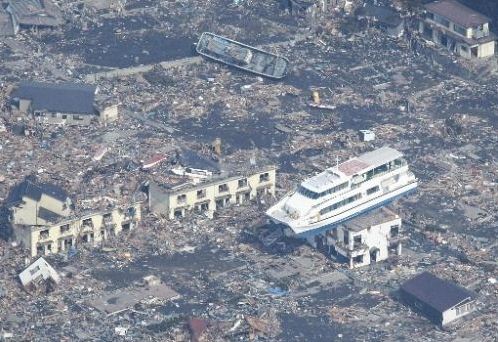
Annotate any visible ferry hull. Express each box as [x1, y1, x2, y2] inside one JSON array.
[[268, 181, 417, 238]]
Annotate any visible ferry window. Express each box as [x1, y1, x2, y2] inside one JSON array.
[[375, 164, 389, 174], [394, 159, 403, 167], [298, 186, 319, 199], [319, 193, 361, 215], [367, 186, 379, 195], [321, 182, 349, 197]]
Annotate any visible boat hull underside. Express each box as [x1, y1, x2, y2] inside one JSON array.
[[196, 32, 289, 79]]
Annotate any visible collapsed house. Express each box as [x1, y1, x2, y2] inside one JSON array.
[[355, 3, 405, 38], [6, 176, 141, 257], [400, 272, 477, 326], [9, 81, 119, 125], [5, 0, 63, 34], [170, 148, 221, 181], [148, 166, 276, 219], [314, 207, 403, 268], [419, 0, 496, 59], [19, 257, 61, 293]]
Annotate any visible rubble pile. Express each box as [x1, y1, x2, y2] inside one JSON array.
[[0, 0, 497, 340]]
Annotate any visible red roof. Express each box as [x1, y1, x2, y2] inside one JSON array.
[[338, 159, 370, 176]]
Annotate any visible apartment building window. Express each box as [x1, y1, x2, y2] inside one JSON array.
[[218, 184, 229, 193], [238, 178, 248, 188], [259, 172, 270, 183], [177, 194, 187, 204], [390, 225, 400, 238], [461, 45, 468, 53], [353, 255, 363, 264], [426, 12, 434, 21], [73, 114, 83, 121], [353, 235, 362, 247], [82, 218, 93, 227], [60, 224, 70, 234], [197, 189, 206, 199], [40, 230, 49, 239], [453, 24, 466, 36], [434, 15, 450, 28]]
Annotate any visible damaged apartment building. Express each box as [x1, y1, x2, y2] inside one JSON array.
[[311, 208, 403, 268], [5, 177, 141, 257], [9, 81, 118, 126], [148, 166, 276, 219], [419, 0, 496, 59]]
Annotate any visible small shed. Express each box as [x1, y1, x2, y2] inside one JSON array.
[[400, 272, 476, 326]]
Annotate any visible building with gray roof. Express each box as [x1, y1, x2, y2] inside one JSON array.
[[400, 272, 477, 326], [6, 0, 63, 34], [419, 0, 496, 59], [10, 81, 118, 125]]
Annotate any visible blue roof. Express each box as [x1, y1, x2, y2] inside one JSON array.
[[11, 81, 97, 115]]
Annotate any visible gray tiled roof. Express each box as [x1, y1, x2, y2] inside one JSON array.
[[7, 0, 63, 27], [425, 0, 490, 28], [401, 272, 475, 312], [11, 81, 97, 115]]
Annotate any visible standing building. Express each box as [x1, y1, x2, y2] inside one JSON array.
[[400, 272, 477, 326], [6, 177, 141, 257], [6, 0, 63, 34], [10, 81, 118, 125], [419, 0, 496, 59], [148, 166, 276, 219], [319, 207, 403, 268]]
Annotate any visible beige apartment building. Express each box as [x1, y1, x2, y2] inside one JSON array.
[[148, 166, 276, 219], [6, 177, 141, 257]]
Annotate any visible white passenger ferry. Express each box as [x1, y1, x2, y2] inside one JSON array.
[[266, 147, 417, 236]]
